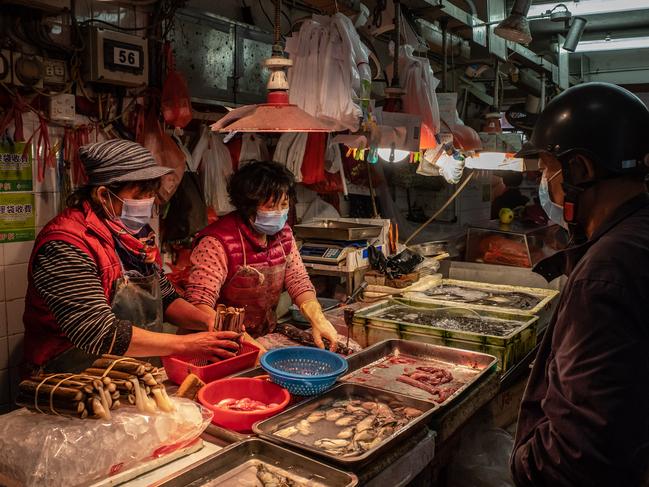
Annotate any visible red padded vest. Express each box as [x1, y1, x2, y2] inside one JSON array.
[[23, 202, 123, 367], [195, 212, 293, 281]]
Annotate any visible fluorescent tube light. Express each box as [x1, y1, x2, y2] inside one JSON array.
[[575, 36, 649, 52], [465, 152, 525, 171], [529, 0, 649, 17]]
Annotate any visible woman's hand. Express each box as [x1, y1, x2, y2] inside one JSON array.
[[299, 299, 339, 352], [312, 318, 339, 352], [179, 331, 241, 361]]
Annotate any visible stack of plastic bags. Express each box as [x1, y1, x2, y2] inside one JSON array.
[[286, 13, 371, 132], [192, 126, 235, 215]]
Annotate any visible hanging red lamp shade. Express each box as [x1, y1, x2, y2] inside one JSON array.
[[211, 2, 332, 134], [211, 91, 332, 133]]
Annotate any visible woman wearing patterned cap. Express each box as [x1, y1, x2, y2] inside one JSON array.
[[22, 139, 240, 374]]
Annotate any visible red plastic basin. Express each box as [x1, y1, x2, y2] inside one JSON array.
[[198, 378, 290, 432]]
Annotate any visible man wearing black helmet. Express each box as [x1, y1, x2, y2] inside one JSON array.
[[511, 82, 649, 486]]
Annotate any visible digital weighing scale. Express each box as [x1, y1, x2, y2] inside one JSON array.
[[294, 220, 384, 266], [299, 240, 366, 265]]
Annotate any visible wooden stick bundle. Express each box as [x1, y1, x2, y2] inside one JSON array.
[[84, 355, 174, 414], [18, 373, 118, 420], [214, 305, 245, 334], [18, 355, 175, 419]]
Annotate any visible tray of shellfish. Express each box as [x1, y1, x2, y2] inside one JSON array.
[[152, 438, 357, 486], [342, 339, 498, 407], [253, 383, 437, 467]]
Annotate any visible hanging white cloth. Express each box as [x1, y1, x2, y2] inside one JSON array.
[[192, 125, 235, 215]]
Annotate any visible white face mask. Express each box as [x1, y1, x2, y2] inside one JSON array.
[[107, 192, 155, 233], [538, 170, 567, 230]]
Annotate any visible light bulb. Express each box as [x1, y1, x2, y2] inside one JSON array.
[[377, 147, 410, 163]]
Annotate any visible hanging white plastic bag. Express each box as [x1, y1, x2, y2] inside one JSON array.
[[239, 134, 269, 166], [399, 45, 441, 134], [193, 126, 235, 214]]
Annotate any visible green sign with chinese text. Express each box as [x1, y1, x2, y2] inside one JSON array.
[[0, 193, 36, 242], [0, 141, 33, 192]]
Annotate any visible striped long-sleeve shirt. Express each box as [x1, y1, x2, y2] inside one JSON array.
[[32, 240, 179, 356]]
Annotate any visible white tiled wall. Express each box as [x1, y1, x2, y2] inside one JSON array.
[[0, 116, 61, 411]]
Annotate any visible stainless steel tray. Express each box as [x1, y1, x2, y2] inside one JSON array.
[[342, 339, 498, 406], [294, 220, 383, 241], [151, 438, 358, 487], [253, 383, 437, 467]]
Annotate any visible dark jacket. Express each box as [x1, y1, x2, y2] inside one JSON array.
[[511, 193, 649, 487]]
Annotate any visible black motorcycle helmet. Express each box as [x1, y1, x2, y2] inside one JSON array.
[[518, 82, 649, 243], [517, 82, 649, 174]]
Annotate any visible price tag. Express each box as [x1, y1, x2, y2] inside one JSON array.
[[112, 47, 140, 68]]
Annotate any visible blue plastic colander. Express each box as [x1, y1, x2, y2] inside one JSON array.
[[260, 347, 348, 396]]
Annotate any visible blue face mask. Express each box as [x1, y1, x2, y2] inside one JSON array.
[[539, 173, 567, 230], [253, 208, 289, 235]]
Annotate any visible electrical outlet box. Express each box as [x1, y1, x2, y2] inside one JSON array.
[[0, 50, 11, 83], [49, 93, 76, 123], [84, 28, 148, 87], [12, 52, 44, 89], [43, 58, 67, 87]]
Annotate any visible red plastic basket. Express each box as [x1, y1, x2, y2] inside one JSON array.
[[198, 378, 290, 432], [162, 343, 260, 385]]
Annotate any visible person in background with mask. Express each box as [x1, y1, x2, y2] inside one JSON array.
[[511, 83, 649, 486], [22, 140, 241, 375], [186, 161, 339, 350]]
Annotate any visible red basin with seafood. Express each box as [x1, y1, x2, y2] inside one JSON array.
[[199, 378, 291, 432]]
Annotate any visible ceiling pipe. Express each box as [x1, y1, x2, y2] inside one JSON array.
[[562, 16, 587, 52]]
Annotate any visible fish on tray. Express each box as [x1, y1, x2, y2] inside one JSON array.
[[375, 305, 522, 337], [272, 398, 423, 458], [424, 285, 541, 310]]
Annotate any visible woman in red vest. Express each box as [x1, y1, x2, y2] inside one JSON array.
[[186, 161, 339, 350], [23, 139, 240, 374]]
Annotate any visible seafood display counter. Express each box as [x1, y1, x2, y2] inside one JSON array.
[[352, 298, 538, 371]]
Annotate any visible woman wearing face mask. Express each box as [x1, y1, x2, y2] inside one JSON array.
[[186, 161, 339, 350], [22, 140, 240, 375]]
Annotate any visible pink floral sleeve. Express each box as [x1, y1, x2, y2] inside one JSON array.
[[284, 238, 316, 300], [186, 237, 229, 308], [186, 236, 315, 309]]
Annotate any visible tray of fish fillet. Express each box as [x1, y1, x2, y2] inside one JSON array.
[[151, 438, 357, 487], [253, 383, 437, 467], [342, 339, 498, 406]]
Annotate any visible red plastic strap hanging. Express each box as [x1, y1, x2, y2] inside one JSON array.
[[24, 115, 56, 182]]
